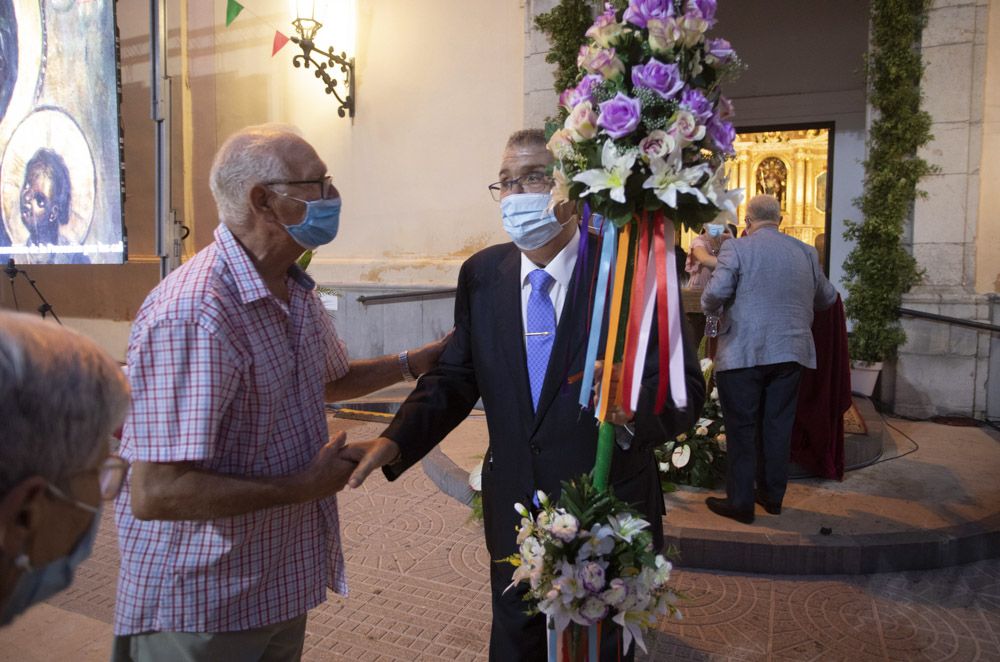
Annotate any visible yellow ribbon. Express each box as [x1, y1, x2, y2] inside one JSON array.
[[597, 221, 632, 421]]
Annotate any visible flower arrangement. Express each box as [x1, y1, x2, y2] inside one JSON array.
[[547, 0, 745, 229], [657, 355, 726, 490], [506, 476, 679, 655]]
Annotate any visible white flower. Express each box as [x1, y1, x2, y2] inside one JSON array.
[[520, 536, 543, 563], [516, 517, 534, 544], [536, 490, 550, 508], [580, 596, 610, 624], [695, 426, 709, 437], [579, 561, 607, 592], [653, 555, 672, 585], [573, 140, 638, 204], [671, 444, 691, 468], [716, 433, 727, 443], [468, 459, 483, 492], [577, 523, 615, 562], [642, 152, 709, 209], [702, 167, 744, 222], [536, 510, 552, 531], [675, 433, 688, 442], [699, 358, 714, 372], [670, 110, 706, 146], [658, 461, 670, 472], [608, 513, 650, 543], [550, 513, 580, 542], [710, 387, 719, 401], [514, 502, 529, 518], [601, 578, 627, 606]]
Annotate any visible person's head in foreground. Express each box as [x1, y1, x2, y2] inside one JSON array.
[[0, 312, 129, 625]]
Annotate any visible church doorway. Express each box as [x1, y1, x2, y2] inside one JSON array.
[[680, 123, 834, 275]]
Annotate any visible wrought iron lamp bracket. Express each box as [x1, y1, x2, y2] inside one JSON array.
[[290, 32, 355, 118]]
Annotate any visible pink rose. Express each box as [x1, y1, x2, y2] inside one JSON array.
[[647, 17, 681, 53], [547, 129, 577, 160], [565, 102, 598, 141], [585, 5, 626, 47], [670, 110, 706, 146], [577, 45, 625, 80], [639, 130, 676, 161], [676, 14, 709, 47]]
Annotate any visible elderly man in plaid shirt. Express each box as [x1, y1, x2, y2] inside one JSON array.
[[111, 125, 446, 662]]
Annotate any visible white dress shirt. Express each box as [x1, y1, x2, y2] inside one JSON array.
[[519, 226, 580, 345]]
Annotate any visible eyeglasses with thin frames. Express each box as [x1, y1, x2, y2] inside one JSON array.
[[46, 454, 130, 514], [487, 172, 553, 202], [265, 175, 337, 201]]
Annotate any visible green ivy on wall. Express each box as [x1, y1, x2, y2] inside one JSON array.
[[841, 0, 935, 363]]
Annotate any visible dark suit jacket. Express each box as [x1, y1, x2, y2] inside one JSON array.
[[383, 238, 704, 561]]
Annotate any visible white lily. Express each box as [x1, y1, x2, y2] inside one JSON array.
[[642, 152, 710, 208], [607, 513, 650, 543], [468, 459, 483, 491], [702, 166, 744, 221], [573, 140, 638, 204]]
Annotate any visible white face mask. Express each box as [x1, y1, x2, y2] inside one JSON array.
[[500, 193, 567, 251]]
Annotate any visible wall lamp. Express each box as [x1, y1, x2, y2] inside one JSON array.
[[289, 1, 355, 118]]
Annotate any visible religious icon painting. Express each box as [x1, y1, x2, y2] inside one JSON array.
[[0, 0, 124, 264]]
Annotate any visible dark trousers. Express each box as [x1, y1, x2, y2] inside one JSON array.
[[489, 559, 634, 662], [715, 362, 803, 512]]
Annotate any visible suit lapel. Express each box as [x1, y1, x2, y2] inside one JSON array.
[[529, 236, 599, 436], [495, 246, 535, 438]]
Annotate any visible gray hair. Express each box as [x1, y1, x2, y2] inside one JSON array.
[[208, 124, 304, 226], [747, 195, 781, 223], [0, 313, 130, 495], [505, 129, 547, 151]]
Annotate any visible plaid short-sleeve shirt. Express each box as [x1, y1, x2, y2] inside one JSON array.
[[113, 225, 349, 635]]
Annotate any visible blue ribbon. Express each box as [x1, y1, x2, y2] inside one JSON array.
[[588, 623, 598, 661], [578, 222, 617, 409], [548, 619, 557, 662]]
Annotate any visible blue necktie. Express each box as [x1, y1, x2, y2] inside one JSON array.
[[526, 269, 556, 411]]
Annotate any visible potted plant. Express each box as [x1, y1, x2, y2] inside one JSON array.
[[841, 0, 933, 396]]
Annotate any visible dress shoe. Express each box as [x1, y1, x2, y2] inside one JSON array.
[[755, 492, 782, 515], [705, 497, 755, 524]]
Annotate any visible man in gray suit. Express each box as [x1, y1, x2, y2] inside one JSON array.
[[701, 195, 838, 524]]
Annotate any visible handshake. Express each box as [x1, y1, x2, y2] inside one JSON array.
[[295, 434, 402, 502]]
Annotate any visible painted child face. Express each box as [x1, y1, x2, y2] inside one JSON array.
[[20, 166, 56, 238]]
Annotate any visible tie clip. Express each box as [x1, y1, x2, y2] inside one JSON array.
[[524, 331, 552, 337]]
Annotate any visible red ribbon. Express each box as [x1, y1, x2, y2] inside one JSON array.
[[652, 212, 671, 413], [620, 214, 650, 417]]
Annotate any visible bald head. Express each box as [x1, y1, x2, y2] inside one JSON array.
[[747, 195, 781, 226], [209, 124, 319, 227]]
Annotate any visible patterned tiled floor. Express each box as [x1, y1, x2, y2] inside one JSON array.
[[18, 447, 1000, 661]]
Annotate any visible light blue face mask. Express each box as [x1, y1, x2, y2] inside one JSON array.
[[0, 506, 101, 626], [282, 196, 342, 250], [500, 193, 567, 251], [706, 223, 725, 238]]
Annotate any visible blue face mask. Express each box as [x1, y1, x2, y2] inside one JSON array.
[[706, 223, 725, 238], [501, 193, 567, 251], [0, 506, 101, 626], [283, 197, 342, 250]]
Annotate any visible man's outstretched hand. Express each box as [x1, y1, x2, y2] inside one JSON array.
[[342, 437, 401, 488]]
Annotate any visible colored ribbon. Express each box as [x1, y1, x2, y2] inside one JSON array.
[[626, 216, 658, 414], [578, 222, 616, 409], [597, 222, 632, 421], [620, 215, 650, 416], [588, 623, 598, 662], [664, 219, 688, 410], [652, 214, 671, 412], [548, 617, 557, 662]]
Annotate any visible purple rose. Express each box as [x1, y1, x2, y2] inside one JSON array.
[[717, 95, 735, 121], [686, 0, 717, 23], [560, 74, 604, 111], [623, 0, 674, 29], [707, 117, 736, 155], [597, 92, 642, 138], [705, 37, 735, 65], [631, 58, 684, 100], [680, 88, 713, 124]]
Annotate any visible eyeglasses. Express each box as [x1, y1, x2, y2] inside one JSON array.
[[46, 454, 130, 514], [265, 176, 337, 201], [487, 172, 553, 202]]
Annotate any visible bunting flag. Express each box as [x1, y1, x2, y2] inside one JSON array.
[[225, 0, 244, 27], [272, 30, 290, 56]]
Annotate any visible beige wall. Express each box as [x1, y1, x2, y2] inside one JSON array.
[[977, 0, 1000, 293], [206, 0, 524, 288]]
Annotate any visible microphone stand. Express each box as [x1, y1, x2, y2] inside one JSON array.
[[4, 258, 62, 324]]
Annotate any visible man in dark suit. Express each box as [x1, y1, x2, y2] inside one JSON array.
[[701, 195, 838, 524], [346, 129, 704, 661]]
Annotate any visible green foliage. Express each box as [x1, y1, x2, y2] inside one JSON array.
[[534, 0, 600, 95], [841, 0, 935, 362], [469, 491, 483, 524]]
